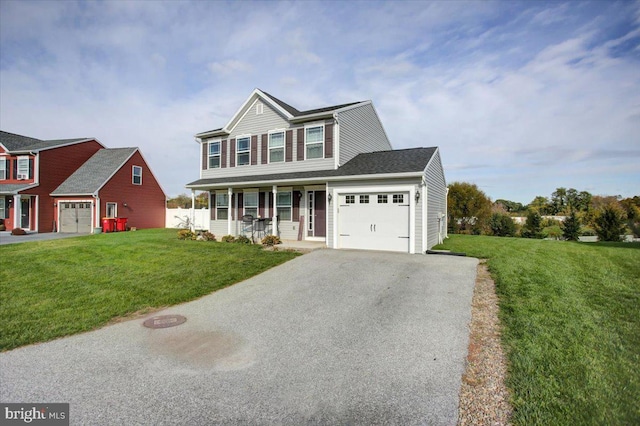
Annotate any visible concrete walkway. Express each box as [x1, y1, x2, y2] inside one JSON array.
[[0, 249, 477, 425]]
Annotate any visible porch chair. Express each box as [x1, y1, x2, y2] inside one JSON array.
[[241, 215, 254, 242]]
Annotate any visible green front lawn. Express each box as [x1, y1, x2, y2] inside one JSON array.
[[435, 235, 640, 425], [0, 229, 299, 351]]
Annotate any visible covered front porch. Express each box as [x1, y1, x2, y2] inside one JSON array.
[[0, 191, 37, 232], [190, 183, 329, 243]]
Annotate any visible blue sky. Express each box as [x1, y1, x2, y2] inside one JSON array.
[[1, 0, 638, 203]]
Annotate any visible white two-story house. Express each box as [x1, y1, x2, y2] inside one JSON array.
[[186, 89, 447, 253]]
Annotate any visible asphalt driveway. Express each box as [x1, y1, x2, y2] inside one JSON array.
[[0, 249, 478, 425]]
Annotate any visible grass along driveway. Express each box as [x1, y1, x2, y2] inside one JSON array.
[[435, 235, 640, 425], [0, 229, 299, 351]]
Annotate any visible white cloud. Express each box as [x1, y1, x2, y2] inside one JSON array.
[[0, 0, 638, 203]]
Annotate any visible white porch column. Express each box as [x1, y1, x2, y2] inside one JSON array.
[[227, 187, 232, 235], [272, 185, 278, 236], [13, 195, 21, 229]]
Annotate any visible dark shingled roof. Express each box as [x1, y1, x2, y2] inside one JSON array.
[[261, 91, 301, 116], [0, 183, 37, 194], [0, 130, 90, 152], [51, 148, 137, 195], [262, 90, 362, 117], [186, 147, 437, 187]]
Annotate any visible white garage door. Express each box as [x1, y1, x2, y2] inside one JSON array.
[[60, 202, 92, 233], [338, 192, 410, 252]]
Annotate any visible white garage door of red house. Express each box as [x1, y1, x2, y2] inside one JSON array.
[[338, 192, 410, 252], [60, 202, 92, 233]]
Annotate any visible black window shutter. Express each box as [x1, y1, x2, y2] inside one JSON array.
[[29, 158, 34, 179], [13, 159, 17, 179]]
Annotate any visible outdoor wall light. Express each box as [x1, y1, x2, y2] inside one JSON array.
[[328, 193, 332, 203], [123, 202, 128, 207], [415, 190, 420, 202]]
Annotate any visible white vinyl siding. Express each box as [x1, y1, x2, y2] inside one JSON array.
[[208, 141, 221, 169], [424, 149, 447, 250], [336, 103, 392, 166], [305, 125, 324, 159], [269, 131, 285, 163]]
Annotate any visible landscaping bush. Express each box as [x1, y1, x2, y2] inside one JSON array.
[[261, 235, 282, 246], [221, 235, 236, 243], [177, 229, 196, 240], [234, 235, 252, 244], [11, 228, 27, 236], [197, 231, 216, 241], [542, 225, 563, 240]]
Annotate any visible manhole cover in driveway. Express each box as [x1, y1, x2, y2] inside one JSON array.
[[143, 315, 187, 329]]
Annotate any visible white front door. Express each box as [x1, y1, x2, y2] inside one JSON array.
[[338, 192, 410, 252]]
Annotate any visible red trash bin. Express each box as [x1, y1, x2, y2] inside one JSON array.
[[115, 217, 128, 232], [102, 218, 116, 233]]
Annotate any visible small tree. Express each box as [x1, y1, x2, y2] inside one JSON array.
[[595, 205, 626, 242], [522, 210, 543, 238], [489, 212, 516, 237], [448, 182, 492, 234], [561, 210, 581, 241]]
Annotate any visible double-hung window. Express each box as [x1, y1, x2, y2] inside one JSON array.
[[17, 156, 29, 179], [0, 159, 6, 180], [276, 191, 292, 221], [243, 192, 258, 217], [269, 131, 285, 163], [208, 141, 220, 169], [106, 202, 117, 218], [305, 125, 324, 159], [216, 193, 229, 220], [0, 198, 5, 219], [132, 166, 142, 185], [236, 136, 250, 166]]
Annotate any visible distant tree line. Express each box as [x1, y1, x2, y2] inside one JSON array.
[[448, 182, 639, 242], [166, 192, 208, 209]]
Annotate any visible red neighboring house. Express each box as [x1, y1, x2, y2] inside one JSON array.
[[0, 131, 104, 233], [51, 147, 166, 232], [0, 131, 166, 234]]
